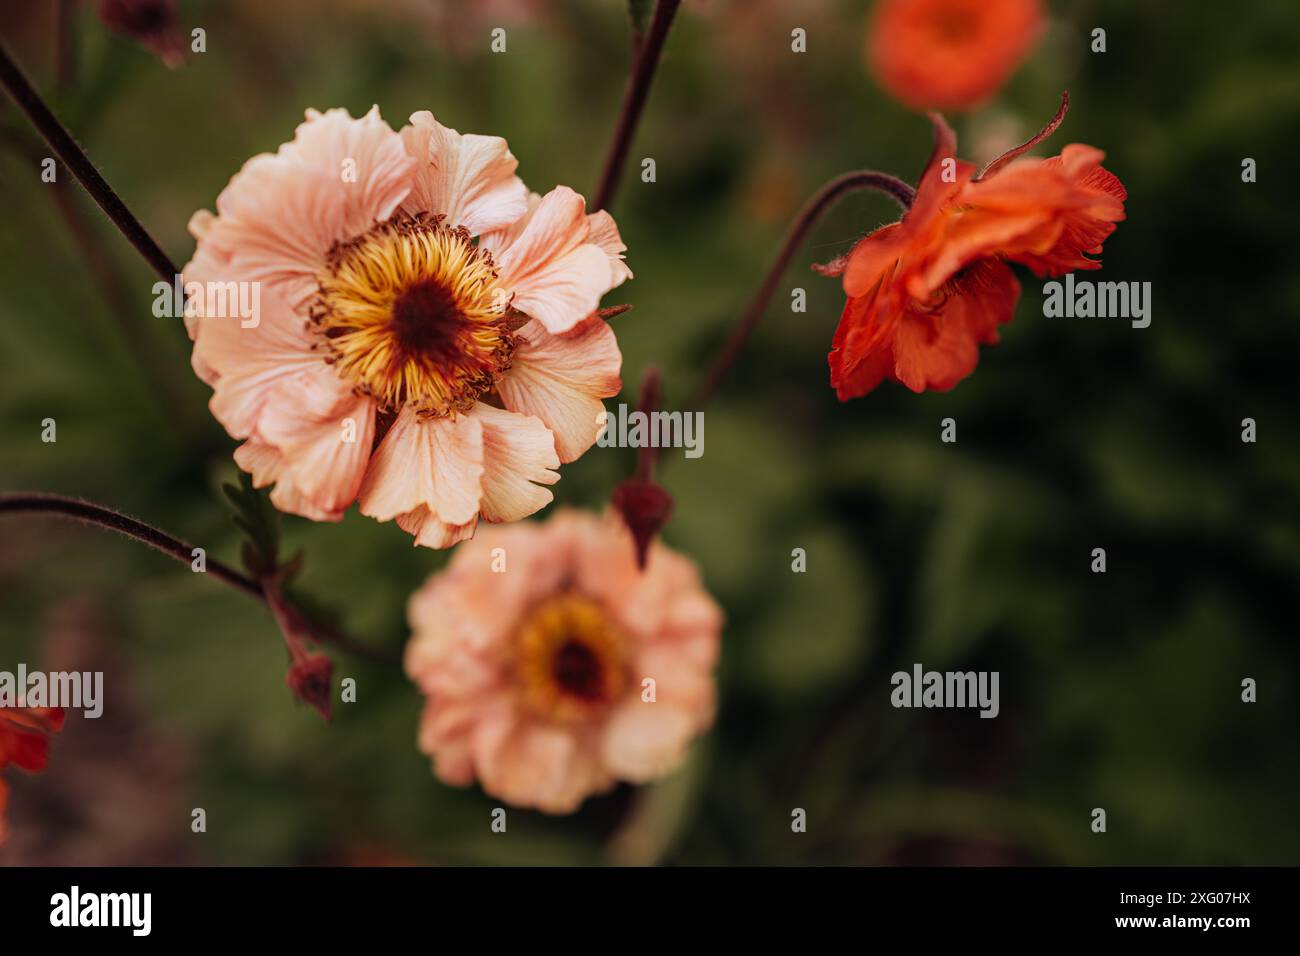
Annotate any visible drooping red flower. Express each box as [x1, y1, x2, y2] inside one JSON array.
[[818, 95, 1127, 398], [0, 705, 65, 845], [868, 0, 1045, 112]]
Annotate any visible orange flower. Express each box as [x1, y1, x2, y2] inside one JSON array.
[[819, 95, 1126, 398], [868, 0, 1045, 112], [0, 705, 65, 845]]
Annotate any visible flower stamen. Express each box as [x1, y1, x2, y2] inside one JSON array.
[[513, 595, 627, 723], [310, 214, 514, 417]]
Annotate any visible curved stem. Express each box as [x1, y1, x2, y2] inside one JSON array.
[[0, 493, 395, 664], [0, 41, 179, 283], [688, 170, 915, 409], [592, 0, 682, 212], [0, 493, 259, 596]]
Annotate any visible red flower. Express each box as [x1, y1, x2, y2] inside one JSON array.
[[0, 706, 65, 845], [819, 95, 1127, 398], [868, 0, 1045, 112]]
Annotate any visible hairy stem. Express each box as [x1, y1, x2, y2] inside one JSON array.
[[689, 171, 915, 408], [0, 41, 179, 283], [592, 0, 682, 212], [0, 493, 395, 664]]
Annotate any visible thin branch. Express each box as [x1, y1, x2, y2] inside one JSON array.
[[0, 41, 179, 283], [688, 171, 916, 408], [592, 0, 682, 212], [633, 365, 663, 482], [0, 493, 396, 664]]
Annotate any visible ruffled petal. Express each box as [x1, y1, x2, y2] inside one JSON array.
[[187, 285, 323, 440], [235, 365, 376, 520], [471, 403, 560, 523], [828, 273, 902, 400], [200, 106, 414, 308], [496, 318, 622, 463], [891, 301, 982, 393], [398, 111, 528, 234], [359, 408, 485, 532], [584, 209, 634, 286], [486, 186, 620, 334]]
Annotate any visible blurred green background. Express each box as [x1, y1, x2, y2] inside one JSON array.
[[1, 0, 1298, 865]]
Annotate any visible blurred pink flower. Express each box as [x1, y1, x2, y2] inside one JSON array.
[[184, 107, 629, 547], [405, 509, 723, 814]]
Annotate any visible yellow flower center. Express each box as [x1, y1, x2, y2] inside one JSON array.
[[310, 214, 516, 417], [514, 595, 628, 723]]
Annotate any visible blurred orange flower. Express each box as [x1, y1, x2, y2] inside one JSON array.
[[405, 510, 722, 814], [0, 706, 65, 845], [868, 0, 1045, 112], [818, 96, 1127, 398]]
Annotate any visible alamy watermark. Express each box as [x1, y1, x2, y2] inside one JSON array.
[[890, 663, 999, 718], [596, 403, 704, 459], [50, 886, 151, 936], [0, 665, 103, 718], [152, 274, 261, 328], [1042, 273, 1151, 328]]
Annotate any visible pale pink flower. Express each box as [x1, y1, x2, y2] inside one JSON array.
[[183, 107, 629, 546], [405, 509, 723, 814]]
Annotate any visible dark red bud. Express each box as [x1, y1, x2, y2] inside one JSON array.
[[286, 653, 334, 722], [611, 478, 673, 570]]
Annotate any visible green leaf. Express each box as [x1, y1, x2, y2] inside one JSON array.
[[222, 473, 280, 576]]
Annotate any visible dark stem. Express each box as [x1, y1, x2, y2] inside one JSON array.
[[688, 170, 915, 408], [0, 41, 179, 283], [0, 493, 258, 596], [634, 365, 663, 482], [0, 493, 395, 664], [591, 0, 682, 212]]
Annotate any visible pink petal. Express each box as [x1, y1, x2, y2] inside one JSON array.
[[471, 403, 560, 523], [398, 111, 528, 235], [202, 106, 414, 308], [406, 519, 586, 655], [600, 700, 698, 784], [241, 365, 376, 519], [396, 509, 479, 549], [189, 286, 323, 440], [479, 719, 611, 814], [571, 511, 723, 644], [496, 318, 622, 463], [585, 209, 634, 286], [359, 408, 485, 530], [488, 186, 617, 334], [244, 364, 377, 515], [233, 441, 338, 522]]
